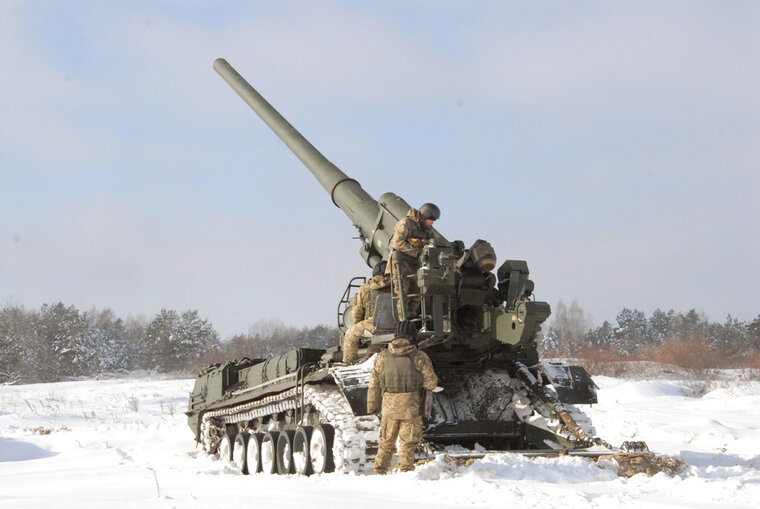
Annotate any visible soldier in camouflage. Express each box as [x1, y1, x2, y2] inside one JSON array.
[[342, 261, 390, 363], [367, 320, 438, 474], [385, 203, 440, 319]]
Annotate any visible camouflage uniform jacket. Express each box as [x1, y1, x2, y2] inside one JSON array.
[[384, 208, 434, 275], [367, 338, 438, 419], [351, 274, 391, 324]]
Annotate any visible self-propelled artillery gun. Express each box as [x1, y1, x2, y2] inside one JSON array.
[[186, 59, 641, 476]]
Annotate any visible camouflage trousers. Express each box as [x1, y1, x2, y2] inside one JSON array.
[[373, 415, 422, 474], [390, 256, 420, 320], [342, 319, 379, 363]]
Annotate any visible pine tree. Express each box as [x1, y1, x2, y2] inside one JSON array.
[[614, 308, 650, 354], [585, 320, 616, 349], [175, 310, 221, 369], [90, 308, 134, 373], [139, 309, 220, 371], [748, 315, 760, 353], [139, 309, 179, 371], [0, 305, 34, 383], [35, 302, 97, 380], [648, 308, 675, 346]]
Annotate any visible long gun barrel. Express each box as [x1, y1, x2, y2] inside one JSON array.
[[213, 58, 410, 266]]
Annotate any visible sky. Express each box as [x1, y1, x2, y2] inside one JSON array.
[[1, 1, 759, 338]]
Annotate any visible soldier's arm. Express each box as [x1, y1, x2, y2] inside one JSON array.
[[415, 351, 438, 391], [366, 354, 384, 414], [352, 284, 369, 324]]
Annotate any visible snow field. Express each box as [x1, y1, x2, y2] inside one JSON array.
[[1, 374, 759, 508]]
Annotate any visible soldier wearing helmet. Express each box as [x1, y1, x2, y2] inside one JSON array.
[[342, 261, 390, 364], [385, 203, 440, 319], [367, 320, 438, 474]]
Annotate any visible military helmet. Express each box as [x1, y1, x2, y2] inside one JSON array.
[[419, 203, 440, 221], [395, 320, 417, 341]]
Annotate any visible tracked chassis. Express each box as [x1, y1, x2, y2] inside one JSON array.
[[187, 348, 616, 475]]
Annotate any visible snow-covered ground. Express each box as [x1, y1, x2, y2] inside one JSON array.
[[1, 373, 759, 508]]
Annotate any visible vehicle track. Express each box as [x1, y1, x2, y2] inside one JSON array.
[[200, 383, 380, 474]]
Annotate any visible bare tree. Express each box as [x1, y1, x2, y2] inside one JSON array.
[[542, 299, 592, 356]]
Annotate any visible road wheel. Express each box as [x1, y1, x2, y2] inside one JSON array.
[[276, 430, 296, 474], [293, 426, 313, 476], [232, 432, 249, 474], [218, 432, 234, 462], [310, 424, 335, 474], [246, 433, 262, 474], [260, 431, 280, 474]]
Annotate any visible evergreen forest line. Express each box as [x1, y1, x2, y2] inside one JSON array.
[[0, 302, 337, 384], [1, 301, 759, 384], [542, 300, 760, 374]]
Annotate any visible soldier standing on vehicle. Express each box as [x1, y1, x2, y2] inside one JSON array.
[[342, 261, 390, 363], [385, 203, 440, 319], [367, 320, 438, 474]]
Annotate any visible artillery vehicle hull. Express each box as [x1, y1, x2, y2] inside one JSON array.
[[187, 346, 601, 474], [186, 59, 634, 475]]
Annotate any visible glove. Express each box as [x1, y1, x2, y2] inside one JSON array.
[[409, 238, 424, 249]]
